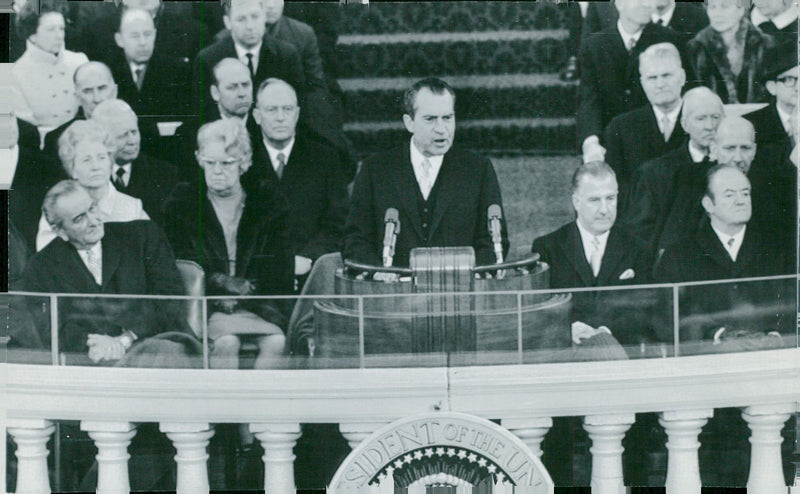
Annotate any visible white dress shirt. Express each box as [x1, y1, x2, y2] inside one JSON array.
[[128, 61, 147, 88], [76, 241, 103, 285], [776, 104, 796, 137], [653, 102, 682, 141], [711, 224, 746, 262], [751, 5, 800, 30], [0, 145, 20, 189], [234, 41, 262, 75], [617, 20, 644, 51], [652, 4, 676, 26], [264, 137, 295, 173], [688, 141, 708, 163], [36, 183, 149, 251], [576, 220, 610, 270], [113, 163, 132, 188], [409, 139, 443, 200]]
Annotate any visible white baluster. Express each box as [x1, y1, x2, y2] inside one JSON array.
[[583, 413, 635, 494], [742, 404, 794, 494], [7, 419, 55, 494], [251, 423, 301, 494], [339, 422, 386, 450], [81, 421, 136, 494], [658, 409, 713, 494], [501, 417, 553, 458], [160, 422, 214, 494]]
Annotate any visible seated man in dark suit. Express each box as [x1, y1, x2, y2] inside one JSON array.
[[744, 47, 798, 158], [344, 77, 509, 269], [107, 7, 191, 119], [247, 78, 349, 286], [603, 42, 688, 212], [90, 99, 179, 225], [17, 180, 198, 364], [656, 165, 794, 340], [192, 0, 305, 121], [579, 0, 685, 162], [622, 87, 723, 264]]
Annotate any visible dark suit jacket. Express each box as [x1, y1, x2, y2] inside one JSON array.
[[583, 3, 709, 41], [344, 144, 509, 268], [18, 220, 192, 352], [267, 15, 326, 91], [744, 101, 792, 149], [655, 219, 794, 339], [578, 22, 685, 144], [531, 222, 658, 344], [192, 35, 306, 119], [43, 110, 83, 160], [602, 104, 688, 211], [112, 153, 180, 226], [244, 132, 349, 261], [107, 49, 192, 118], [163, 181, 294, 328]]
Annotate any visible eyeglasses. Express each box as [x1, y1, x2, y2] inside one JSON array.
[[261, 105, 298, 116], [776, 75, 798, 88], [197, 155, 240, 169]]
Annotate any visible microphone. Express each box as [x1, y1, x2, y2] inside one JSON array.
[[382, 208, 400, 267], [488, 204, 504, 264]]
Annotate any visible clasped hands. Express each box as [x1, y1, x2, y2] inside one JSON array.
[[210, 273, 256, 314], [86, 333, 128, 363]]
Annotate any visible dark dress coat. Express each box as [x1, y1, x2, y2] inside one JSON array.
[[111, 152, 180, 226], [163, 181, 294, 328], [602, 104, 688, 212], [744, 101, 793, 149], [192, 35, 306, 120], [686, 19, 775, 104], [18, 220, 192, 353], [531, 222, 658, 345], [244, 132, 349, 261], [577, 22, 685, 144], [655, 219, 794, 340], [344, 144, 509, 268]]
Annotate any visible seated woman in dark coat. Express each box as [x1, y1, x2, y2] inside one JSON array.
[[163, 118, 294, 369], [687, 0, 774, 103]]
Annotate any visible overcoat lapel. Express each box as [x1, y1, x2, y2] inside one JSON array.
[[560, 223, 595, 287]]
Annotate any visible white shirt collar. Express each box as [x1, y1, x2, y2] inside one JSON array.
[[233, 41, 262, 70], [264, 136, 295, 172], [652, 101, 682, 134], [220, 111, 249, 126], [652, 4, 676, 26], [113, 163, 132, 187], [752, 5, 799, 30], [76, 241, 103, 285], [1, 145, 20, 189], [710, 223, 746, 261], [409, 138, 444, 200], [688, 141, 708, 163], [575, 220, 611, 265], [775, 104, 795, 135], [617, 20, 644, 47]]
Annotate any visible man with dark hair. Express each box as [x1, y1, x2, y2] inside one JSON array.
[[192, 0, 305, 120], [744, 47, 798, 154], [603, 42, 688, 212], [344, 77, 508, 268]]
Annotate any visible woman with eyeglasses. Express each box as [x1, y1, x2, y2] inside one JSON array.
[[163, 118, 293, 370], [35, 120, 149, 251], [687, 0, 775, 104]]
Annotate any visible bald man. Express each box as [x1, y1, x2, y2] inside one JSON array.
[[104, 8, 191, 118], [91, 99, 180, 224], [622, 87, 724, 264]]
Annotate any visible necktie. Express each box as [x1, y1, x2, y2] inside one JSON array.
[[420, 158, 432, 198], [85, 248, 102, 285], [589, 236, 602, 277], [758, 21, 778, 34], [660, 114, 672, 142], [786, 115, 797, 147], [276, 152, 286, 180], [134, 66, 144, 90], [114, 167, 126, 190], [245, 53, 255, 79], [627, 37, 637, 53], [726, 237, 736, 261], [656, 18, 664, 26]]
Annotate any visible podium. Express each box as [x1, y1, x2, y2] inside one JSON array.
[[313, 247, 572, 360]]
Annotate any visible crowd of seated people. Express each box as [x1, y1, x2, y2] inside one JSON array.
[[5, 0, 797, 489]]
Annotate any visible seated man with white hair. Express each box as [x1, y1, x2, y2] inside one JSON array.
[[35, 119, 149, 251]]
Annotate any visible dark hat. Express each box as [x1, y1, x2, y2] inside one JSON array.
[[761, 44, 798, 82]]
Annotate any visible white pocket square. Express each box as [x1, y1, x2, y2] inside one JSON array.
[[618, 269, 635, 280]]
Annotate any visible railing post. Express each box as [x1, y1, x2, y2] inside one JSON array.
[[339, 422, 386, 450], [501, 417, 553, 458], [742, 404, 794, 494], [160, 422, 214, 494], [658, 409, 713, 494], [251, 423, 301, 494], [7, 419, 55, 494], [80, 421, 137, 494], [583, 413, 635, 494]]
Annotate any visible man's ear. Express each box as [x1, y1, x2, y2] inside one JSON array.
[[765, 80, 778, 97], [402, 113, 414, 134], [52, 224, 69, 242], [252, 106, 261, 126], [210, 85, 220, 103], [110, 83, 118, 99], [223, 15, 231, 31], [701, 195, 713, 215], [571, 193, 579, 212], [114, 32, 124, 49]]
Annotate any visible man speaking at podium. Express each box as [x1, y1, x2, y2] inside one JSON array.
[[344, 77, 509, 268]]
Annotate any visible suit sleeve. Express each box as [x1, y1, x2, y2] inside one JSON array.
[[602, 118, 624, 182], [343, 159, 381, 266], [619, 164, 662, 251], [473, 157, 509, 266], [577, 39, 603, 145], [298, 153, 349, 261]]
